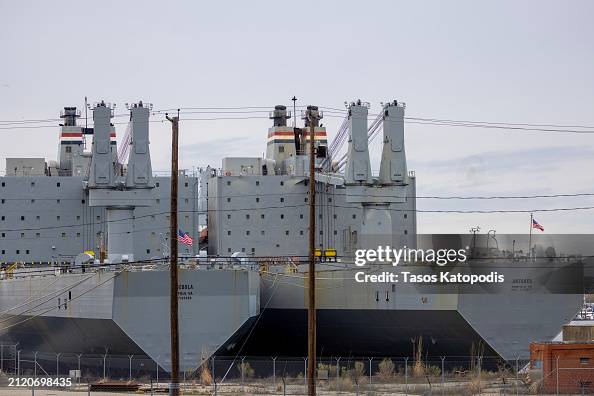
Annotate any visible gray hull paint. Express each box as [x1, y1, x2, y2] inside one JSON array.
[[0, 267, 260, 372]]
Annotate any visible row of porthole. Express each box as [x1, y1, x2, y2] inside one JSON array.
[[226, 213, 354, 220], [0, 215, 101, 221]]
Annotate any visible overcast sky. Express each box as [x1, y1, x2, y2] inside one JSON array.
[[1, 0, 593, 234]]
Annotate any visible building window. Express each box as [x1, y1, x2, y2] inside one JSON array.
[[20, 216, 25, 221], [241, 247, 246, 252], [61, 232, 66, 238], [1, 216, 4, 221], [76, 215, 80, 220], [404, 213, 407, 219], [404, 230, 408, 235], [280, 214, 284, 219], [36, 232, 40, 238], [246, 214, 250, 219], [31, 199, 35, 203], [1, 182, 4, 187], [184, 199, 189, 204], [227, 214, 231, 220], [96, 215, 100, 221], [156, 199, 160, 204], [82, 199, 85, 204], [36, 216, 40, 220], [65, 146, 72, 153], [280, 181, 284, 186], [227, 181, 231, 186], [31, 182, 35, 187], [227, 231, 231, 236], [304, 197, 308, 203], [352, 214, 356, 219], [1, 250, 4, 254], [227, 198, 231, 202], [251, 248, 255, 253], [256, 197, 260, 202], [300, 230, 304, 235], [333, 214, 337, 219], [280, 198, 284, 203], [185, 182, 189, 187], [278, 146, 285, 153], [285, 230, 289, 236], [26, 250, 30, 254], [57, 199, 61, 203], [20, 233, 24, 238], [156, 182, 159, 187], [256, 181, 259, 186], [16, 250, 20, 254], [246, 230, 250, 235], [56, 182, 60, 187], [320, 230, 323, 235], [1, 233, 4, 237], [261, 230, 265, 235], [300, 214, 304, 219], [76, 232, 80, 237], [1, 199, 4, 204], [328, 197, 332, 202], [261, 214, 265, 219], [146, 249, 151, 254], [57, 216, 61, 221], [581, 357, 590, 365]]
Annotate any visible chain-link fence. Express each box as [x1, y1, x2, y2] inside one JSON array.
[[1, 350, 593, 395]]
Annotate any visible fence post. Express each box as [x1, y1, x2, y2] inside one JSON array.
[[404, 357, 409, 396], [556, 355, 559, 395], [77, 354, 83, 384], [241, 356, 245, 392], [129, 354, 134, 382], [34, 351, 38, 379], [17, 350, 20, 376], [336, 357, 341, 392], [515, 356, 519, 395], [103, 353, 107, 380], [56, 353, 60, 379], [272, 356, 277, 389], [368, 357, 373, 384], [303, 357, 308, 387], [156, 357, 159, 384], [441, 356, 445, 395], [0, 344, 3, 373]]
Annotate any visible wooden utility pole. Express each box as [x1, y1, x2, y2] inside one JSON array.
[[165, 111, 180, 396], [306, 105, 321, 396]]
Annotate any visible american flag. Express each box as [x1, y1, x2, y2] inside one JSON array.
[[177, 229, 193, 246], [532, 218, 544, 232]]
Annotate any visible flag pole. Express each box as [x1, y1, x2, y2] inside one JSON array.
[[529, 213, 533, 261]]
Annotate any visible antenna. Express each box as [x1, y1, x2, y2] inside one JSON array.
[[292, 96, 297, 128]]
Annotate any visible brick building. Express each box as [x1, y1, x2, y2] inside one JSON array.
[[530, 341, 594, 394]]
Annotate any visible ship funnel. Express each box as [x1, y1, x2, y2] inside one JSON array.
[[378, 101, 407, 185], [344, 101, 373, 185], [269, 105, 291, 127]]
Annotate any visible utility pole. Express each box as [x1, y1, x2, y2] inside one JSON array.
[[165, 111, 180, 396], [306, 105, 321, 396]]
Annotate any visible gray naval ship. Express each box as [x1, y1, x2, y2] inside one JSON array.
[[0, 102, 260, 373], [0, 99, 584, 374]]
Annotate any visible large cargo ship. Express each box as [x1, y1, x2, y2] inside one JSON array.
[[0, 99, 584, 373]]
